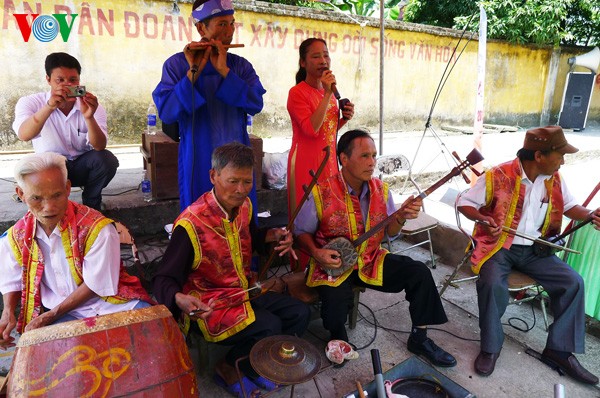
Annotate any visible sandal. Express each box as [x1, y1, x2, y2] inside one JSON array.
[[249, 375, 280, 391], [213, 373, 261, 398]]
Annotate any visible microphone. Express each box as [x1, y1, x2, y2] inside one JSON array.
[[190, 64, 199, 74], [324, 68, 341, 99], [331, 83, 341, 100]]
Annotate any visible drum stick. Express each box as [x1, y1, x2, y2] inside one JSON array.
[[355, 380, 366, 398]]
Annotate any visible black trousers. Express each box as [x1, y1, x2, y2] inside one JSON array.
[[316, 253, 448, 342], [66, 149, 119, 210], [217, 291, 311, 378]]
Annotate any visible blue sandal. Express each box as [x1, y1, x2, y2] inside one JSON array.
[[250, 375, 280, 391], [213, 373, 261, 398]]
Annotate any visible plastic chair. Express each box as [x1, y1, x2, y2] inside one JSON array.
[[377, 154, 439, 268], [439, 189, 549, 331]]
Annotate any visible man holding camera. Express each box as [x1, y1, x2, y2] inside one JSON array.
[[13, 52, 118, 211]]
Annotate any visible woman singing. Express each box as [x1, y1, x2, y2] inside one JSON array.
[[286, 37, 355, 270]]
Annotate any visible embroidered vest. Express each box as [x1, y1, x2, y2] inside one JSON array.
[[8, 201, 151, 332], [307, 174, 389, 287], [471, 158, 564, 274], [175, 192, 255, 342]]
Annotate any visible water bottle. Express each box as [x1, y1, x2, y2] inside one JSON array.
[[246, 114, 253, 135], [141, 170, 152, 202], [146, 103, 158, 135]]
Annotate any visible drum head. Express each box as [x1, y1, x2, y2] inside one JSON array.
[[390, 377, 450, 397]]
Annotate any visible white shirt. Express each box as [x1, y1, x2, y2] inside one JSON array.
[[12, 92, 108, 160], [458, 161, 577, 245], [0, 222, 139, 319]]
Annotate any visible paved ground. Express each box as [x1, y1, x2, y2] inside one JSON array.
[[1, 125, 600, 397], [129, 235, 600, 398]]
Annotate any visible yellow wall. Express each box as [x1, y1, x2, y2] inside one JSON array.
[[0, 0, 597, 146]]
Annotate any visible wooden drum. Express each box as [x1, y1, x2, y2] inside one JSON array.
[[7, 305, 198, 397]]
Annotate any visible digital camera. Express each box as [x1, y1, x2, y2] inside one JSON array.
[[66, 85, 86, 97]]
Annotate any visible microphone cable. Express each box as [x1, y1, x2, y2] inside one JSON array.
[[406, 12, 477, 194], [425, 12, 477, 128]]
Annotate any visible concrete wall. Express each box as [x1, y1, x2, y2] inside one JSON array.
[[1, 0, 598, 148]]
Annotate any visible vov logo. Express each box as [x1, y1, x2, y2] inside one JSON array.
[[14, 14, 78, 42]]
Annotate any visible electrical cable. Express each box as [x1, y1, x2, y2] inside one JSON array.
[[356, 301, 481, 344], [503, 292, 542, 333], [103, 185, 142, 196]]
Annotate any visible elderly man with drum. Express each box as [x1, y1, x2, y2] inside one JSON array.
[[0, 152, 152, 349]]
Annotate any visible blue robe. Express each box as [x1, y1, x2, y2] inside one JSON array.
[[153, 52, 266, 211]]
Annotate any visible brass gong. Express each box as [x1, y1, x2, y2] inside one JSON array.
[[249, 335, 322, 385]]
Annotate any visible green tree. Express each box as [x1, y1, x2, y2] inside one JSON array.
[[563, 0, 600, 46], [455, 0, 570, 45], [261, 0, 406, 19], [404, 0, 600, 46], [403, 0, 477, 27]]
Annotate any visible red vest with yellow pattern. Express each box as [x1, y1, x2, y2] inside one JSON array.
[[175, 191, 255, 342], [307, 174, 390, 287], [471, 158, 564, 274], [8, 201, 152, 333]]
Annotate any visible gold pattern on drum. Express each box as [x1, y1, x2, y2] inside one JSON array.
[[26, 345, 131, 397]]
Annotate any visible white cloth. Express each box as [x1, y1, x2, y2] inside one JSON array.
[[12, 92, 108, 160], [0, 223, 139, 319], [458, 163, 577, 245]]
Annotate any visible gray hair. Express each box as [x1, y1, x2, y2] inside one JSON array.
[[211, 142, 254, 172], [14, 152, 68, 187]]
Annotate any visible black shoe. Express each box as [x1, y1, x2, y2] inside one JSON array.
[[542, 348, 599, 385], [474, 351, 500, 376], [407, 337, 457, 367]]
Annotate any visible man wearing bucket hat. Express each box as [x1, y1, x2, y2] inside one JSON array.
[[153, 0, 266, 212], [458, 126, 600, 384]]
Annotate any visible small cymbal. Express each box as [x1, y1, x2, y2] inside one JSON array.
[[249, 335, 322, 385]]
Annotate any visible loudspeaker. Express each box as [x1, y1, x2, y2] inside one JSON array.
[[568, 47, 600, 74], [559, 47, 599, 131], [558, 72, 595, 131]]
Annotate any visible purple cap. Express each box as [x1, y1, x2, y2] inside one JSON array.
[[192, 0, 234, 23]]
